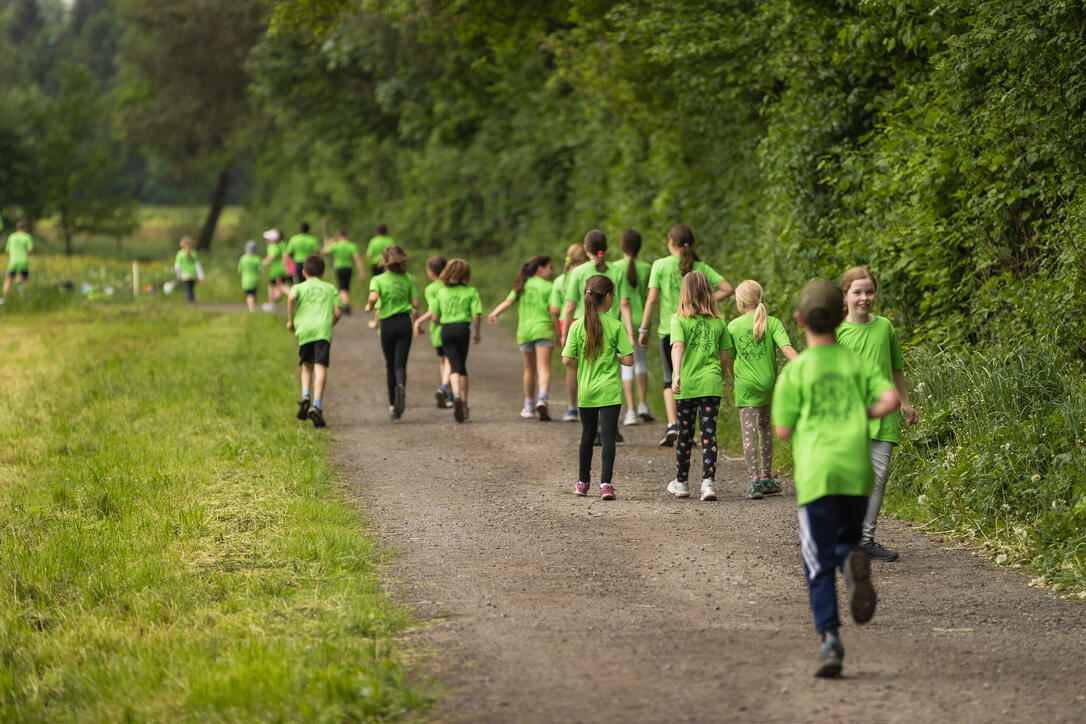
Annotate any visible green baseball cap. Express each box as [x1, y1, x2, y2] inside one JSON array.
[[797, 280, 844, 333]]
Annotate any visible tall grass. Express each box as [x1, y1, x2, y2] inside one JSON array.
[[0, 304, 429, 719]]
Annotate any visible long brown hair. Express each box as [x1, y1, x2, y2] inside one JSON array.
[[382, 244, 408, 273], [620, 229, 642, 290], [735, 280, 767, 340], [564, 243, 588, 274], [513, 255, 550, 300], [668, 223, 699, 277], [677, 271, 721, 319], [440, 258, 471, 286], [582, 274, 614, 361], [584, 229, 608, 273]]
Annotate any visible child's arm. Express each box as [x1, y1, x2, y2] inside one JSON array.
[[332, 306, 342, 325], [353, 253, 365, 279], [775, 425, 793, 440], [562, 355, 577, 368], [780, 345, 798, 361], [712, 278, 735, 301], [618, 352, 634, 366], [471, 313, 481, 344], [720, 349, 734, 381], [868, 388, 900, 420], [638, 288, 659, 348], [670, 341, 685, 395], [411, 296, 420, 319], [548, 305, 561, 341], [413, 310, 433, 336], [363, 290, 378, 313], [488, 297, 514, 325], [561, 300, 576, 345], [892, 370, 918, 425], [286, 291, 298, 332], [619, 298, 635, 345]]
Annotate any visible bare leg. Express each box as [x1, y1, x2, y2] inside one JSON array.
[[300, 362, 313, 397], [663, 388, 678, 426], [313, 363, 328, 401], [441, 356, 452, 387], [461, 374, 470, 406], [3, 276, 11, 296], [450, 372, 462, 397], [522, 350, 537, 402], [536, 345, 552, 400], [566, 367, 577, 410], [338, 289, 350, 306], [622, 377, 635, 412], [636, 372, 649, 408]]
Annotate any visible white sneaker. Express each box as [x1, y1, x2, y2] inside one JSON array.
[[700, 480, 717, 501], [623, 409, 638, 426], [637, 402, 654, 422], [667, 479, 690, 498], [562, 408, 579, 422], [520, 408, 535, 419]]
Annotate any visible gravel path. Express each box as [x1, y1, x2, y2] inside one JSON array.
[[324, 315, 1086, 723]]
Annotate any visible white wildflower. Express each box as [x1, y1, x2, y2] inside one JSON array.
[[1014, 526, 1028, 539], [918, 494, 928, 505], [1002, 442, 1011, 452], [995, 553, 1008, 565], [1030, 474, 1041, 483]]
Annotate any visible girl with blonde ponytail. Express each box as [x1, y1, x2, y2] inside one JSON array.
[[726, 280, 798, 499], [551, 243, 589, 421]]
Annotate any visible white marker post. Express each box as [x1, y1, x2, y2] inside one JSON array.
[[133, 261, 140, 296]]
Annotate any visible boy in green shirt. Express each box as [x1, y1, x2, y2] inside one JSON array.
[[3, 220, 33, 299], [238, 240, 262, 312], [365, 223, 396, 276], [287, 254, 342, 428], [321, 228, 364, 314], [772, 280, 898, 678], [285, 222, 321, 284]]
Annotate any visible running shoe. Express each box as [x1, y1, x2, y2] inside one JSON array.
[[388, 405, 400, 422], [667, 479, 690, 498], [307, 406, 327, 428], [394, 384, 406, 416], [562, 408, 578, 422], [658, 424, 678, 447], [574, 481, 589, 496], [700, 480, 717, 501], [520, 407, 535, 419], [297, 398, 311, 420], [616, 430, 624, 443], [453, 396, 465, 423], [341, 303, 352, 315], [435, 389, 448, 409], [843, 551, 877, 624], [815, 635, 844, 678], [637, 402, 654, 422], [599, 483, 616, 500], [746, 481, 764, 500], [536, 401, 551, 421], [858, 539, 900, 562], [760, 476, 783, 495], [623, 409, 638, 426]]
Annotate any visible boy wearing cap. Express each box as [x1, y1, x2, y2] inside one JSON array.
[[238, 240, 263, 312], [287, 254, 342, 427], [262, 228, 290, 310], [771, 280, 899, 677]]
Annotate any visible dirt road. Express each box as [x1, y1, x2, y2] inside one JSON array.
[[326, 316, 1086, 723]]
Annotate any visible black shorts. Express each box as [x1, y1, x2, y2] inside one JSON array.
[[435, 345, 445, 357], [335, 267, 353, 291], [6, 269, 28, 279], [243, 288, 257, 297], [371, 264, 385, 277], [298, 340, 331, 367]]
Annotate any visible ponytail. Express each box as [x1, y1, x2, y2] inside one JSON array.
[[620, 229, 642, 291], [513, 255, 550, 300], [582, 274, 615, 361], [668, 223, 698, 277], [565, 243, 588, 274], [752, 302, 767, 342], [584, 229, 607, 273], [736, 279, 767, 341]]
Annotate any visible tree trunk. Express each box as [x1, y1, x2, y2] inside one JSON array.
[[197, 166, 232, 251]]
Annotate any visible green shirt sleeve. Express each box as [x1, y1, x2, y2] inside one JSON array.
[[771, 365, 799, 429], [471, 289, 482, 315], [670, 315, 685, 344], [616, 322, 634, 357], [561, 321, 582, 359], [888, 322, 904, 371], [770, 317, 792, 351], [718, 324, 733, 353], [647, 260, 661, 289]]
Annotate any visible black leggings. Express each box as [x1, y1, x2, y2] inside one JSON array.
[[676, 396, 721, 482], [441, 322, 471, 375], [379, 313, 412, 405], [579, 405, 621, 485]]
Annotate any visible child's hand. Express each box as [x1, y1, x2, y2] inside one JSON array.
[[472, 332, 481, 344], [671, 377, 681, 395], [487, 313, 498, 325], [413, 324, 424, 336], [286, 320, 295, 332], [902, 402, 918, 426], [638, 332, 649, 348], [367, 319, 378, 329]]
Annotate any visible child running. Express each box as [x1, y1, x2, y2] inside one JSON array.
[[285, 223, 321, 284], [639, 224, 733, 446], [262, 228, 290, 310], [835, 267, 919, 562], [551, 244, 589, 422], [3, 220, 33, 300], [287, 254, 342, 428], [488, 254, 555, 420], [364, 245, 419, 421], [174, 236, 205, 306], [322, 228, 364, 315], [413, 255, 453, 408], [238, 240, 263, 312], [365, 223, 396, 276], [562, 275, 634, 500], [728, 280, 798, 499], [667, 272, 733, 502], [615, 229, 654, 426], [430, 258, 483, 423], [772, 280, 898, 677]]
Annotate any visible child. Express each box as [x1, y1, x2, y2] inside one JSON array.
[[413, 255, 453, 408], [285, 222, 320, 284], [3, 220, 33, 299], [728, 280, 798, 499], [364, 245, 419, 421], [287, 254, 343, 428], [238, 240, 263, 312], [615, 229, 654, 426], [262, 228, 290, 309], [322, 228, 364, 314], [365, 223, 396, 276], [430, 258, 482, 423], [551, 244, 589, 422], [562, 275, 634, 500], [639, 224, 733, 447], [667, 272, 733, 501], [488, 254, 555, 420], [561, 230, 633, 347], [836, 267, 919, 562], [772, 279, 898, 678], [174, 236, 205, 306]]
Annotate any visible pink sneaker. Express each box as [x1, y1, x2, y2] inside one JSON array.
[[600, 483, 616, 500], [574, 481, 589, 496]]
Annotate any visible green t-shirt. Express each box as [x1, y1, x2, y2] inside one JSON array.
[[432, 284, 482, 324], [549, 273, 567, 310], [5, 231, 33, 270], [175, 249, 199, 280], [670, 315, 732, 400], [647, 256, 725, 336], [726, 314, 794, 407], [562, 315, 634, 407], [366, 235, 396, 263], [771, 345, 892, 506], [563, 260, 627, 321], [613, 258, 651, 330], [326, 239, 359, 269], [292, 277, 340, 345], [266, 242, 287, 279], [285, 233, 320, 263], [836, 316, 905, 443], [237, 253, 262, 290], [506, 275, 554, 344], [369, 271, 418, 319], [423, 279, 444, 348]]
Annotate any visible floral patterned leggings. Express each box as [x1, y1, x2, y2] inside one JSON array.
[[739, 405, 773, 484], [675, 396, 720, 483]]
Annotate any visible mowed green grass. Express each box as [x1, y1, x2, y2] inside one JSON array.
[[0, 304, 428, 720]]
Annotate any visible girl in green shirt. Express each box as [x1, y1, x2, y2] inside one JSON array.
[[488, 255, 556, 420], [173, 236, 204, 306], [262, 228, 290, 309], [552, 244, 589, 422], [364, 245, 419, 421], [413, 256, 453, 408], [432, 259, 483, 423], [615, 229, 654, 426]]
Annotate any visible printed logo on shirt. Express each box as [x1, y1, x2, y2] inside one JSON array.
[[809, 373, 854, 422], [688, 319, 718, 353], [737, 331, 767, 360]]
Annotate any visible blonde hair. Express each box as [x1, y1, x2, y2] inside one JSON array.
[[735, 280, 767, 341], [180, 235, 194, 260], [677, 271, 721, 318], [440, 258, 471, 286], [564, 243, 588, 274]]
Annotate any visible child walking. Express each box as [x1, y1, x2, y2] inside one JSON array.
[[174, 236, 205, 306], [364, 245, 419, 421], [262, 228, 290, 309], [238, 240, 263, 312], [639, 224, 733, 447], [3, 220, 33, 300], [772, 280, 898, 677], [488, 254, 555, 420], [551, 244, 589, 422], [615, 229, 654, 426], [413, 255, 453, 408], [285, 222, 321, 284], [322, 228, 364, 314], [562, 275, 634, 500], [835, 267, 919, 562], [667, 272, 733, 502], [287, 254, 342, 428], [430, 258, 482, 423], [727, 280, 798, 499]]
